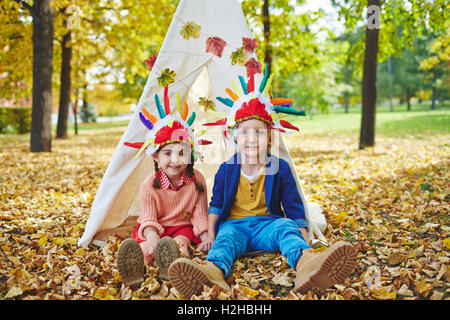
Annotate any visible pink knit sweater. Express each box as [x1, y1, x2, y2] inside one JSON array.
[[137, 169, 209, 241]]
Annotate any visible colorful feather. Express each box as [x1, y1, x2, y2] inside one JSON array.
[[124, 141, 144, 149], [198, 139, 212, 145], [271, 98, 293, 105], [163, 86, 170, 115], [273, 105, 306, 116], [226, 88, 239, 101], [134, 137, 154, 160], [139, 112, 154, 130], [142, 108, 157, 124], [176, 92, 181, 114], [216, 97, 234, 107], [231, 80, 244, 97], [186, 111, 196, 126], [154, 94, 165, 118], [258, 64, 269, 93], [203, 118, 227, 126], [279, 120, 299, 131], [262, 74, 274, 96], [247, 69, 255, 93], [181, 102, 189, 120], [238, 75, 248, 95]]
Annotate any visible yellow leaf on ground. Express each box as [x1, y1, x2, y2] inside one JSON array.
[[53, 237, 66, 245], [443, 238, 450, 250], [415, 280, 433, 298], [4, 286, 23, 299], [38, 236, 48, 246]]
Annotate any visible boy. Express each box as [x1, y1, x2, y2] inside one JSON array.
[[168, 71, 357, 298]]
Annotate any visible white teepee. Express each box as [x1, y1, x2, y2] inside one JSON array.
[[78, 0, 327, 248]]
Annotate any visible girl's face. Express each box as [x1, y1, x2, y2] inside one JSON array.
[[235, 119, 269, 162], [152, 143, 191, 179]]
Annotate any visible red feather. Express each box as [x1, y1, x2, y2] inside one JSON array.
[[244, 58, 262, 77], [198, 139, 212, 145], [202, 119, 227, 126], [164, 86, 170, 115], [247, 69, 255, 93], [124, 142, 144, 149], [279, 120, 299, 131]]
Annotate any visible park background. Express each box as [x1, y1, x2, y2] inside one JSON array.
[[0, 0, 448, 300]]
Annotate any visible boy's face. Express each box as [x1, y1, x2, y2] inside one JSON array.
[[152, 143, 191, 179], [235, 119, 269, 162]]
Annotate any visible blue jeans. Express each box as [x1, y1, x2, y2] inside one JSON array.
[[206, 216, 311, 278]]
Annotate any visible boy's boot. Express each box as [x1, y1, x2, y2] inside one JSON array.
[[294, 241, 357, 296], [168, 258, 231, 298], [154, 237, 180, 281], [117, 238, 145, 288]]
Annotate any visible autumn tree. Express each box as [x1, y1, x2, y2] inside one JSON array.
[[332, 0, 448, 149], [12, 0, 54, 152]]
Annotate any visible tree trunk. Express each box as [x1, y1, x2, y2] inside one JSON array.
[[73, 88, 79, 135], [56, 28, 72, 139], [406, 88, 411, 111], [387, 56, 393, 112], [431, 87, 436, 110], [344, 72, 350, 113], [359, 0, 380, 150], [262, 0, 272, 74], [30, 0, 54, 152]]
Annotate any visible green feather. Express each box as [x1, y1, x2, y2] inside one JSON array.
[[258, 63, 269, 93], [238, 76, 248, 95], [154, 94, 165, 118], [273, 106, 306, 116], [186, 112, 196, 126]]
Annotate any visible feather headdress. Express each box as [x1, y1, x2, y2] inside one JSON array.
[[124, 87, 212, 159], [203, 66, 306, 135]]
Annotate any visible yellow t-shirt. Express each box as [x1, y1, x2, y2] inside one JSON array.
[[228, 171, 270, 220]]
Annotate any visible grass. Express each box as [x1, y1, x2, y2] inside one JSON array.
[[8, 102, 450, 138], [286, 103, 449, 137]]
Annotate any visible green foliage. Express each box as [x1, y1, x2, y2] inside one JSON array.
[[0, 2, 33, 100], [0, 107, 31, 134]]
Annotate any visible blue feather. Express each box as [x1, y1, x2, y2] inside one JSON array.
[[154, 94, 166, 118], [139, 112, 154, 130], [187, 112, 196, 126], [273, 106, 306, 116], [216, 97, 234, 107], [238, 76, 248, 95]]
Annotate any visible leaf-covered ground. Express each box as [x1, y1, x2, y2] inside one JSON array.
[[0, 129, 449, 300]]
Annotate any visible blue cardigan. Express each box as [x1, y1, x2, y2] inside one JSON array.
[[208, 153, 307, 235]]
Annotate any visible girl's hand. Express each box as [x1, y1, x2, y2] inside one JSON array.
[[141, 227, 160, 257], [198, 232, 215, 252]]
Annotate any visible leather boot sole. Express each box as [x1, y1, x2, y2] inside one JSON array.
[[168, 258, 215, 298], [154, 236, 180, 281], [117, 238, 145, 288], [294, 241, 357, 296]]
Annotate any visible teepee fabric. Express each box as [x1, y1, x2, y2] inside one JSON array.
[[78, 0, 327, 248]]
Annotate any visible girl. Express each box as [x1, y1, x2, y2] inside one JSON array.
[[117, 88, 214, 287]]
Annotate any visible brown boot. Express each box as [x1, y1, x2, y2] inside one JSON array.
[[154, 237, 180, 281], [294, 241, 357, 296], [168, 258, 231, 298], [117, 238, 145, 288]]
